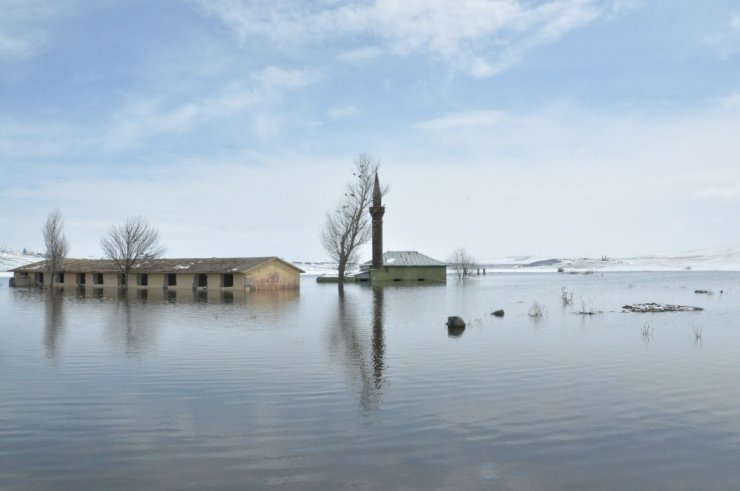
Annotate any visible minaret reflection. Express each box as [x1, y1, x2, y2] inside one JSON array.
[[371, 286, 385, 391], [330, 288, 386, 413]]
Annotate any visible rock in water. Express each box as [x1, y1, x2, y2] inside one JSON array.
[[446, 316, 466, 328], [491, 310, 505, 317]]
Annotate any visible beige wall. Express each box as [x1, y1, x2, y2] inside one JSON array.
[[63, 273, 76, 288], [102, 273, 119, 288], [175, 273, 195, 289], [12, 272, 35, 287], [127, 273, 166, 289], [246, 260, 301, 290], [13, 262, 302, 291]]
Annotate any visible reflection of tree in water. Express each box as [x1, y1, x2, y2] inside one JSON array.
[[44, 290, 65, 359], [329, 287, 386, 413], [106, 292, 159, 356]]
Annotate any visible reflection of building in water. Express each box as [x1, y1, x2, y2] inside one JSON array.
[[46, 285, 299, 306], [10, 257, 304, 291], [329, 288, 386, 413]]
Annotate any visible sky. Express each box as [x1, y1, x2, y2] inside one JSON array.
[[1, 0, 740, 263]]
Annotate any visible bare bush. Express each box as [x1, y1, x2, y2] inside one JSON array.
[[449, 248, 476, 280]]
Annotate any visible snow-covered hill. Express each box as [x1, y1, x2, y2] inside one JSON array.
[[477, 247, 740, 273], [0, 249, 44, 274], [3, 247, 739, 277]]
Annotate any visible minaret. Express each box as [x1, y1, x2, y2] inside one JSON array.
[[369, 173, 385, 270]]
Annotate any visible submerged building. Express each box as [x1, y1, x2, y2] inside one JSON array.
[[360, 174, 447, 284], [357, 250, 447, 283], [11, 257, 304, 291]]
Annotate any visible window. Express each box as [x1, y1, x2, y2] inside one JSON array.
[[222, 274, 234, 288], [197, 274, 207, 288], [137, 274, 148, 286], [93, 273, 104, 285], [167, 274, 177, 287], [57, 273, 65, 284], [77, 273, 86, 285]]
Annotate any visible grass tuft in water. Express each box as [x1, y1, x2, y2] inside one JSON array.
[[529, 301, 546, 318]]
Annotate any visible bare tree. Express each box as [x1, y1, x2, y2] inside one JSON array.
[[42, 208, 69, 288], [448, 248, 475, 280], [321, 154, 387, 291], [100, 216, 165, 289]]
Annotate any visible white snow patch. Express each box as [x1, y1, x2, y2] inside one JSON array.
[[0, 249, 44, 272]]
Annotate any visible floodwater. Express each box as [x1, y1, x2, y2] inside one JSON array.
[[1, 272, 739, 490]]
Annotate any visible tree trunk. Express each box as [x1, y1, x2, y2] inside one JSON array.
[[337, 260, 347, 296]]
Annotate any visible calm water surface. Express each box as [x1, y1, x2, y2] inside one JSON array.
[[1, 272, 740, 490]]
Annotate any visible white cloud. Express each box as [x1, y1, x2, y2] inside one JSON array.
[[607, 0, 642, 17], [413, 110, 509, 132], [694, 185, 740, 203], [0, 0, 70, 61], [732, 11, 740, 31], [327, 105, 360, 120], [5, 101, 740, 260], [102, 66, 318, 150], [190, 0, 621, 77], [252, 65, 320, 90], [717, 91, 740, 109], [704, 9, 740, 57], [251, 112, 282, 139], [337, 46, 383, 63]]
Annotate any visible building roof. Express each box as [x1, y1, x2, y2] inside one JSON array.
[[11, 257, 305, 274], [360, 251, 446, 270]]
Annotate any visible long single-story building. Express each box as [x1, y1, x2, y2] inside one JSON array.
[[356, 251, 447, 283], [10, 257, 304, 291]]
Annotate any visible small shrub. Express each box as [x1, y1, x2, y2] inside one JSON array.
[[694, 326, 703, 342], [580, 298, 600, 315], [641, 323, 654, 342], [529, 301, 546, 318], [561, 287, 574, 306]]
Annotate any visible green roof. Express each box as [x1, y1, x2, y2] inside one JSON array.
[[361, 251, 446, 269]]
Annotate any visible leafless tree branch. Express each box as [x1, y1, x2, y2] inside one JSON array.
[[321, 153, 388, 290], [449, 248, 475, 280], [100, 215, 165, 289], [42, 208, 69, 288]]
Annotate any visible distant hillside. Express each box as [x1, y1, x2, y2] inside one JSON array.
[[477, 247, 740, 272], [0, 249, 44, 273]]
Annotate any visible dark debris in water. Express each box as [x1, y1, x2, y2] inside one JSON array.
[[622, 303, 704, 313]]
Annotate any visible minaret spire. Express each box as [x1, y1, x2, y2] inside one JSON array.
[[369, 172, 385, 270]]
